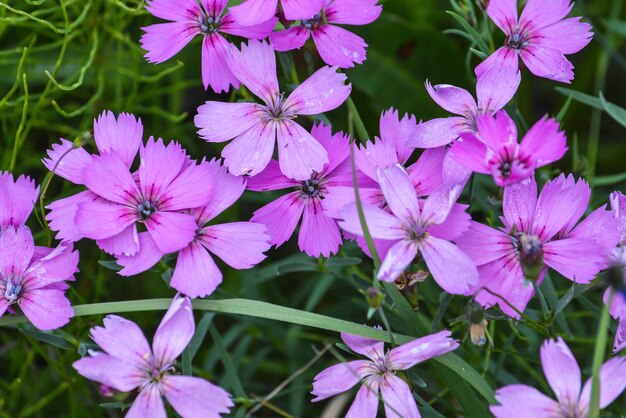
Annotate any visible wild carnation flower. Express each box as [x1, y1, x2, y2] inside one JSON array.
[[312, 330, 459, 418], [248, 123, 351, 257], [408, 64, 521, 148], [74, 295, 233, 418], [491, 337, 626, 417], [194, 39, 351, 180], [229, 0, 325, 26], [477, 0, 593, 83], [0, 226, 78, 330], [604, 191, 626, 320], [115, 160, 271, 298], [457, 174, 619, 318], [449, 110, 567, 186], [614, 318, 626, 353], [0, 171, 39, 227], [270, 0, 382, 68], [338, 164, 478, 295], [141, 0, 277, 92]]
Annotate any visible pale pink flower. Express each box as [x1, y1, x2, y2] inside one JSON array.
[[492, 337, 626, 417], [229, 0, 325, 26], [74, 295, 233, 418], [195, 40, 351, 180], [0, 172, 39, 227], [312, 330, 459, 418], [477, 0, 593, 83]]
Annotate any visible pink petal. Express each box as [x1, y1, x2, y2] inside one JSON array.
[[201, 33, 239, 93], [311, 25, 367, 68], [579, 356, 626, 410], [543, 238, 608, 283], [277, 120, 328, 180], [475, 47, 518, 79], [448, 133, 490, 174], [195, 160, 247, 222], [284, 66, 351, 115], [200, 222, 270, 268], [73, 354, 144, 393], [145, 211, 197, 254], [159, 160, 214, 211], [614, 318, 626, 353], [410, 117, 465, 148], [313, 122, 351, 175], [325, 0, 382, 25], [567, 205, 619, 252], [20, 288, 74, 330], [520, 116, 567, 167], [195, 101, 264, 142], [247, 160, 298, 192], [540, 337, 582, 406], [345, 383, 379, 418], [227, 40, 279, 103], [520, 45, 575, 83], [23, 242, 78, 290], [476, 61, 521, 112], [171, 241, 222, 298], [219, 13, 277, 39], [153, 295, 194, 367], [420, 181, 467, 227], [490, 384, 560, 418], [532, 175, 586, 241], [406, 148, 446, 196], [42, 139, 92, 185], [46, 191, 97, 242], [270, 26, 310, 51], [117, 232, 164, 276], [378, 240, 418, 282], [76, 198, 136, 240], [425, 81, 476, 115], [138, 138, 187, 202], [377, 165, 420, 224], [338, 203, 404, 240], [503, 177, 537, 232], [298, 199, 342, 257], [323, 186, 382, 219], [0, 226, 34, 279], [311, 360, 368, 402], [281, 0, 324, 20], [201, 0, 229, 17], [536, 17, 593, 55], [251, 192, 305, 247], [82, 151, 139, 204], [487, 0, 517, 34], [420, 235, 479, 295], [380, 374, 420, 418], [163, 375, 233, 417], [0, 173, 38, 227], [90, 315, 152, 367], [126, 384, 166, 418], [145, 0, 202, 21], [427, 202, 471, 241], [378, 108, 417, 164], [93, 111, 143, 167], [519, 0, 572, 31], [474, 110, 518, 148], [96, 224, 140, 257], [355, 136, 400, 181], [456, 221, 515, 266], [387, 330, 459, 370], [228, 0, 277, 27], [340, 333, 385, 360], [222, 121, 276, 177], [141, 21, 198, 63]]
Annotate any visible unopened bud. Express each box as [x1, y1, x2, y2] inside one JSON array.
[[465, 301, 488, 346], [99, 384, 116, 397], [518, 233, 544, 281], [364, 287, 384, 309]]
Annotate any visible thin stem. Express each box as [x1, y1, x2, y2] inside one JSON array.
[[588, 289, 613, 418], [346, 96, 369, 142]]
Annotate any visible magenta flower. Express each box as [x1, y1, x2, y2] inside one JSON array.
[[457, 174, 619, 318], [476, 0, 593, 83], [491, 337, 626, 417], [116, 159, 271, 298], [0, 172, 39, 227], [195, 40, 351, 180], [338, 164, 478, 294], [270, 0, 382, 68], [604, 191, 626, 320], [312, 330, 459, 417], [614, 318, 626, 353], [141, 0, 277, 92], [74, 295, 233, 417], [408, 64, 521, 148], [449, 111, 567, 186], [248, 123, 351, 257], [229, 0, 325, 26], [0, 226, 78, 330]]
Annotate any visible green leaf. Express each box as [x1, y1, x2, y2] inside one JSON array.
[[182, 313, 215, 375], [97, 260, 122, 271], [592, 171, 626, 186], [19, 326, 73, 350], [276, 261, 318, 275], [445, 11, 490, 54], [209, 324, 246, 398], [599, 91, 626, 129], [324, 256, 362, 268]]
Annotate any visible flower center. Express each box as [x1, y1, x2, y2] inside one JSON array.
[[137, 200, 158, 220], [3, 277, 23, 304], [506, 30, 528, 50], [300, 178, 322, 198], [198, 13, 220, 33], [302, 13, 323, 29]]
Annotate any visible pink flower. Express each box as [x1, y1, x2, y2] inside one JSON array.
[[476, 0, 593, 83], [457, 174, 619, 318], [229, 0, 325, 26], [491, 337, 626, 417], [248, 123, 351, 257], [195, 40, 351, 180], [603, 191, 626, 320], [338, 164, 478, 295], [73, 295, 233, 418], [0, 172, 39, 227], [449, 110, 567, 186], [140, 0, 277, 92], [116, 160, 271, 298], [615, 318, 626, 353], [312, 330, 459, 418], [408, 64, 521, 149], [0, 226, 78, 330], [270, 0, 382, 68]]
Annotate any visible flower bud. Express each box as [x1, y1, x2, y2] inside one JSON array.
[[465, 301, 488, 346], [364, 286, 385, 309], [518, 233, 544, 281]]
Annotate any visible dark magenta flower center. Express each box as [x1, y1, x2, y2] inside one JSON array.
[[301, 178, 322, 197], [3, 277, 23, 304], [506, 30, 529, 50], [198, 13, 220, 33], [137, 200, 158, 220]]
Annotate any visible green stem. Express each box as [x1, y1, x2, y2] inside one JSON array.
[[346, 96, 369, 142], [588, 290, 613, 418]]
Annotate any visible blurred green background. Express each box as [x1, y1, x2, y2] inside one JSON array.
[[1, 0, 626, 416]]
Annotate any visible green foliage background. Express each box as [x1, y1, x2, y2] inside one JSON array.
[[1, 0, 626, 416]]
